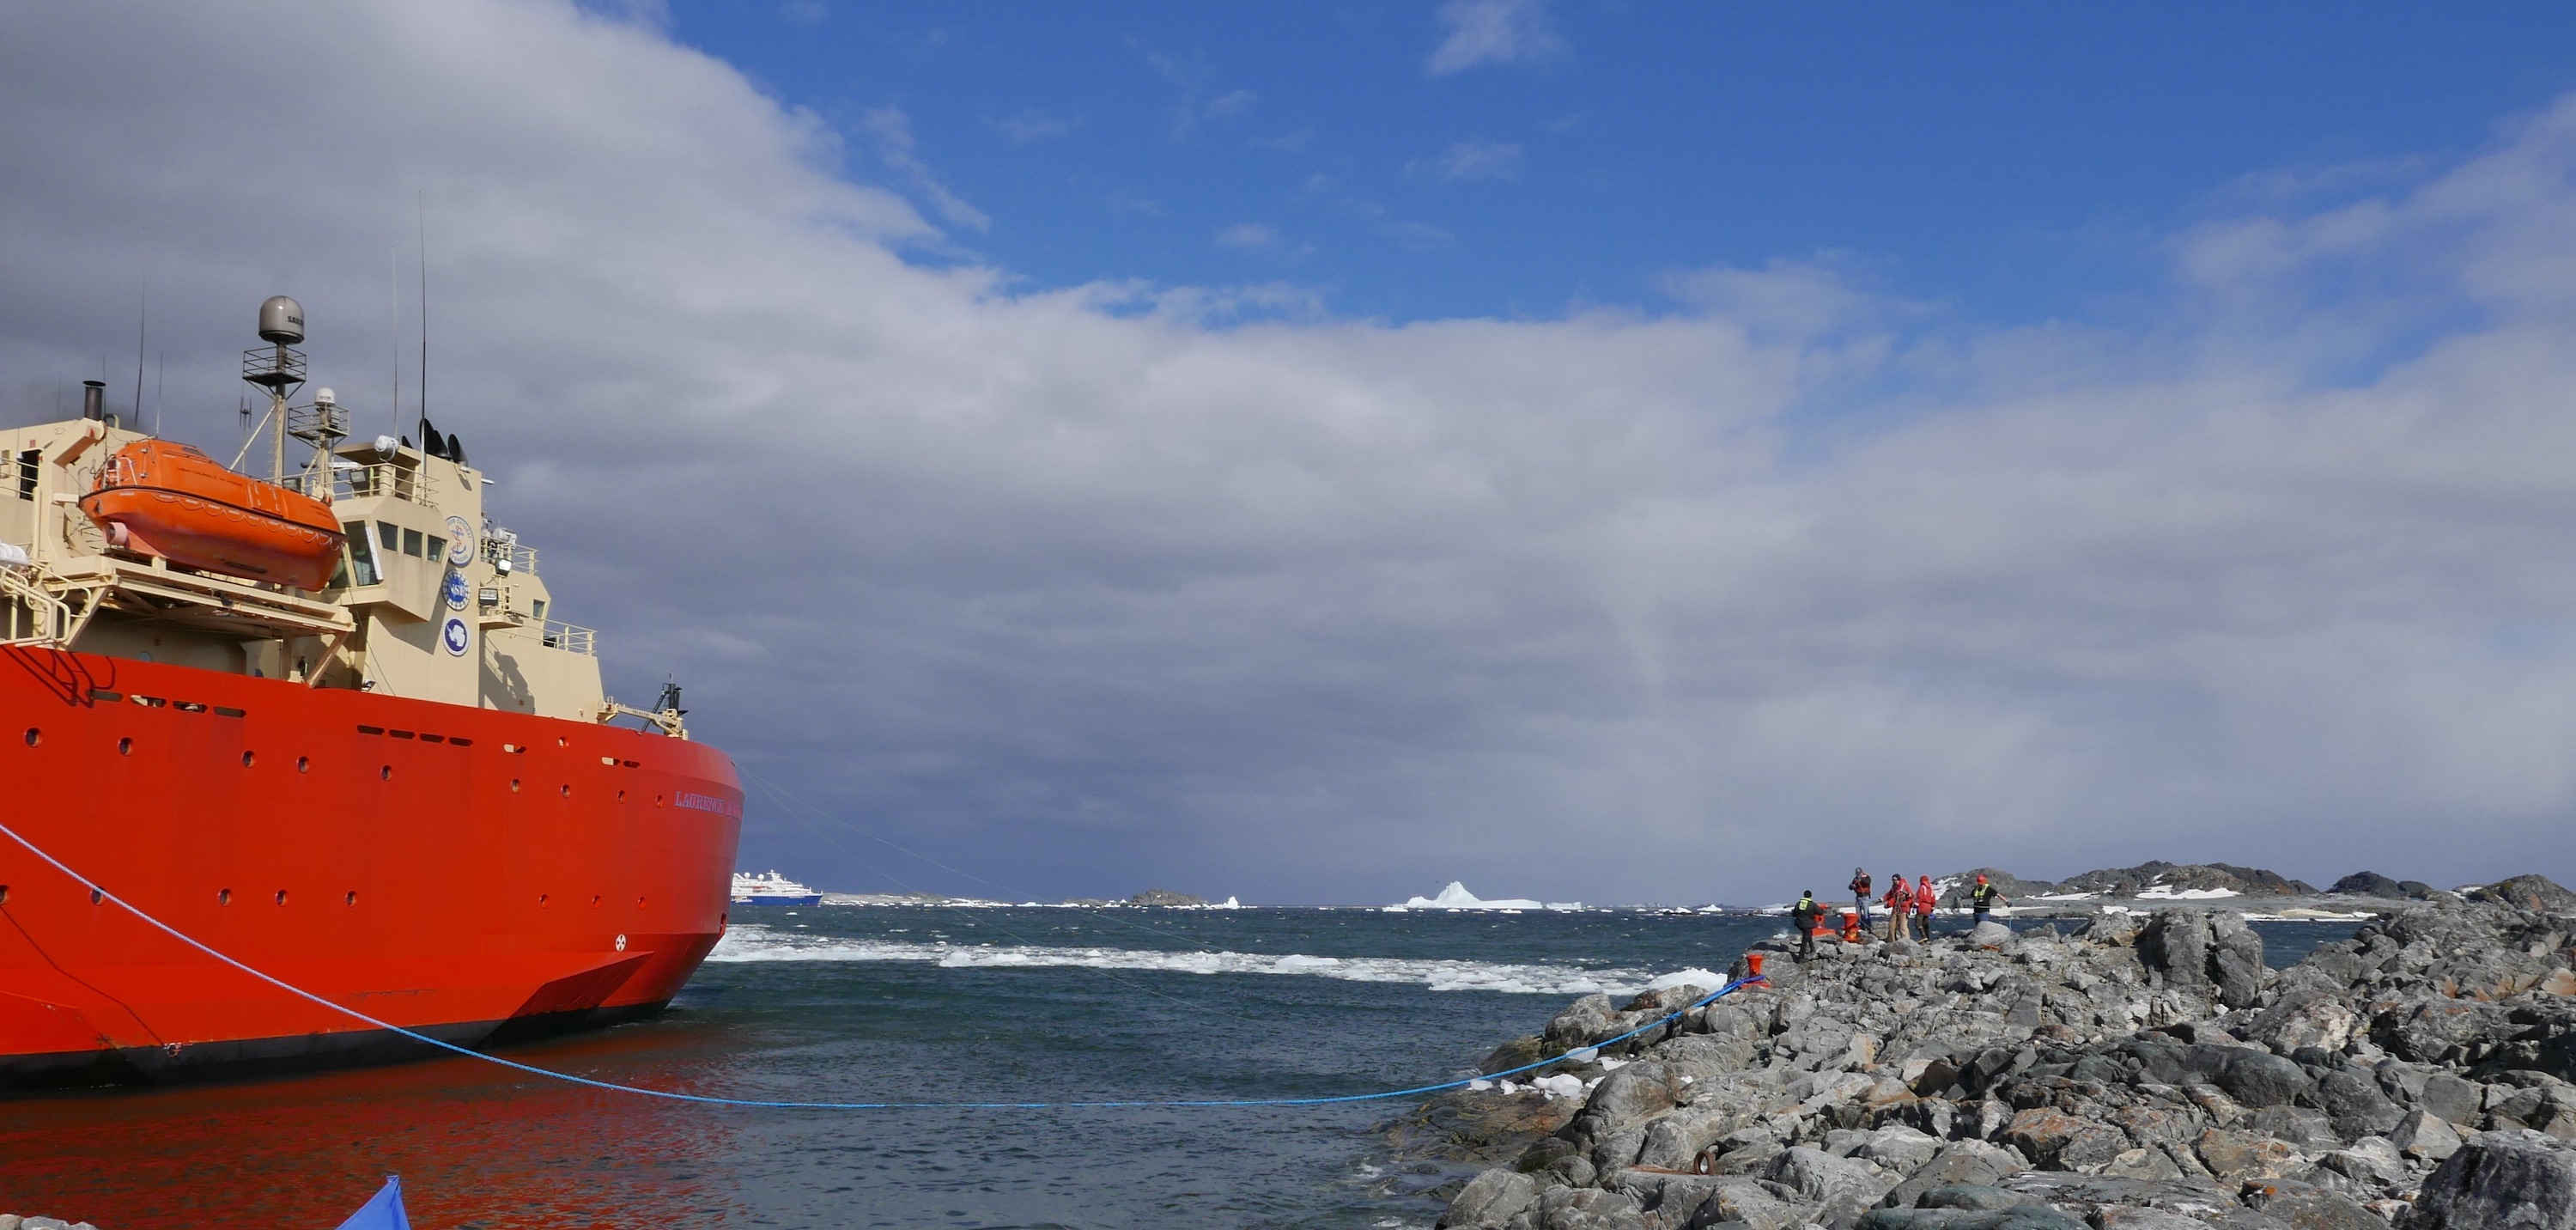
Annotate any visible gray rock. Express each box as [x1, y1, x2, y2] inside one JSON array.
[[2316, 1136, 2405, 1188], [1856, 1208, 2087, 1230], [1862, 1124, 1943, 1174], [2314, 1069, 2404, 1141], [2421, 1071, 2485, 1125], [2087, 1209, 2210, 1230], [1996, 1172, 2243, 1222], [1969, 922, 2015, 948], [1443, 1169, 1542, 1229], [1881, 1142, 2030, 1209], [2464, 875, 2576, 914], [2390, 1110, 2463, 1161], [1678, 1177, 1816, 1230], [2403, 1128, 2576, 1230], [2240, 1184, 2387, 1230], [1765, 1146, 1895, 1208], [2210, 1050, 2318, 1110], [1918, 1186, 2034, 1211], [1528, 1184, 1653, 1230], [2206, 912, 2267, 1010]]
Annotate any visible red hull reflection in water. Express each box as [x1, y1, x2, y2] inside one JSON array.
[[0, 1024, 747, 1229]]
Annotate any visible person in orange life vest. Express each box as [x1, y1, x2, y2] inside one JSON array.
[[1849, 868, 1874, 929], [1789, 891, 1820, 960], [1915, 874, 1936, 937], [1883, 875, 1915, 941], [1838, 909, 1864, 943]]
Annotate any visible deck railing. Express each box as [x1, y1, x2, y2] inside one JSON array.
[[325, 463, 434, 508]]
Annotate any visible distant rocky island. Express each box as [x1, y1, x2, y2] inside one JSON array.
[[1418, 876, 2576, 1230], [1885, 862, 2576, 921]]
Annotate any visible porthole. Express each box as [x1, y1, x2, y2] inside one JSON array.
[[21, 728, 37, 747], [591, 894, 602, 907], [217, 888, 232, 905], [539, 893, 550, 905], [380, 764, 392, 781], [241, 751, 256, 768], [558, 737, 569, 748], [635, 896, 647, 909], [117, 737, 132, 756], [654, 795, 665, 807], [89, 888, 102, 905], [510, 778, 521, 792], [297, 756, 310, 773], [344, 891, 357, 906], [0, 885, 9, 905], [617, 789, 627, 801], [559, 783, 571, 798], [273, 890, 288, 905]]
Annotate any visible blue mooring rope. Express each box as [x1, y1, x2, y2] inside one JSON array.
[[0, 819, 1761, 1109]]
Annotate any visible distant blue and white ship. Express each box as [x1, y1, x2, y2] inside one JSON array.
[[731, 870, 823, 906]]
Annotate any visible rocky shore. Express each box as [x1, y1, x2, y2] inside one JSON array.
[[1434, 888, 2576, 1230], [0, 1216, 99, 1229]]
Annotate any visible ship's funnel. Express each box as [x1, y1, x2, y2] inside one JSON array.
[[81, 380, 105, 420], [257, 295, 305, 344]]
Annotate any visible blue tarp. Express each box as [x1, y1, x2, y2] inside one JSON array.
[[335, 1177, 410, 1230]]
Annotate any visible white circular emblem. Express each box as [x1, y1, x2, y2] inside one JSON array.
[[441, 569, 469, 612], [615, 933, 628, 952], [445, 515, 474, 567], [440, 617, 470, 656]]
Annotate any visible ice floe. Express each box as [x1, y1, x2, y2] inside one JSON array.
[[1382, 881, 1583, 911]]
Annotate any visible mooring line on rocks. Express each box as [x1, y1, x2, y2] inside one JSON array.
[[0, 819, 1763, 1111]]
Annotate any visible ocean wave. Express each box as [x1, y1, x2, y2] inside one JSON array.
[[706, 928, 1722, 996]]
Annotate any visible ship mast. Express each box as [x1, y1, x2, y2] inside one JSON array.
[[240, 295, 347, 490]]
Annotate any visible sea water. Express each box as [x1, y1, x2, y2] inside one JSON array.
[[0, 909, 2361, 1229]]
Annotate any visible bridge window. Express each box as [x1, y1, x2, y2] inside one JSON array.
[[377, 521, 398, 554], [15, 449, 35, 501], [344, 523, 380, 587], [402, 527, 424, 558]]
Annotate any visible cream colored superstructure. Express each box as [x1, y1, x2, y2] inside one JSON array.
[[0, 413, 676, 735]]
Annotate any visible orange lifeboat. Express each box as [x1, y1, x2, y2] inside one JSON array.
[[79, 439, 346, 591]]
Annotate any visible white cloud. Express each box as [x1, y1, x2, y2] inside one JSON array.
[[988, 109, 1074, 143], [1411, 137, 1523, 183], [1203, 88, 1257, 119], [859, 107, 989, 233], [1214, 222, 1281, 250], [8, 3, 2576, 904], [1427, 0, 1564, 76]]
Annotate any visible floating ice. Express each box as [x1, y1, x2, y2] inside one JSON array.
[[1532, 1074, 1587, 1099], [2135, 886, 2239, 900], [1386, 881, 1577, 910]]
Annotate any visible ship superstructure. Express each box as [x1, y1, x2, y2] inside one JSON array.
[[731, 871, 823, 906], [0, 297, 743, 1088]]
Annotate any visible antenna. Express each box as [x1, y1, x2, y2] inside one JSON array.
[[132, 275, 147, 431], [390, 245, 401, 445], [416, 192, 429, 451], [155, 352, 165, 437]]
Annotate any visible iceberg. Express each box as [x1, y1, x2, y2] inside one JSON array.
[[1391, 881, 1545, 910]]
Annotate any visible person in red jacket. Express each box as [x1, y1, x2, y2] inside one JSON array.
[[1915, 874, 1937, 938], [1883, 875, 1915, 941]]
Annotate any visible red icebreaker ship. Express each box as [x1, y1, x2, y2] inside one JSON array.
[[0, 297, 742, 1088]]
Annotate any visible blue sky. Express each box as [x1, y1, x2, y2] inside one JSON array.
[[16, 3, 2576, 903], [662, 2, 2576, 325]]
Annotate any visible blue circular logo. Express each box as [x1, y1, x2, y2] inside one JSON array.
[[440, 617, 471, 656], [442, 570, 469, 612]]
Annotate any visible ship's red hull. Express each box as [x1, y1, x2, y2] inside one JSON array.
[[0, 647, 742, 1090]]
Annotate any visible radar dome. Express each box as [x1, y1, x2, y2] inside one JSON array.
[[257, 295, 305, 344]]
